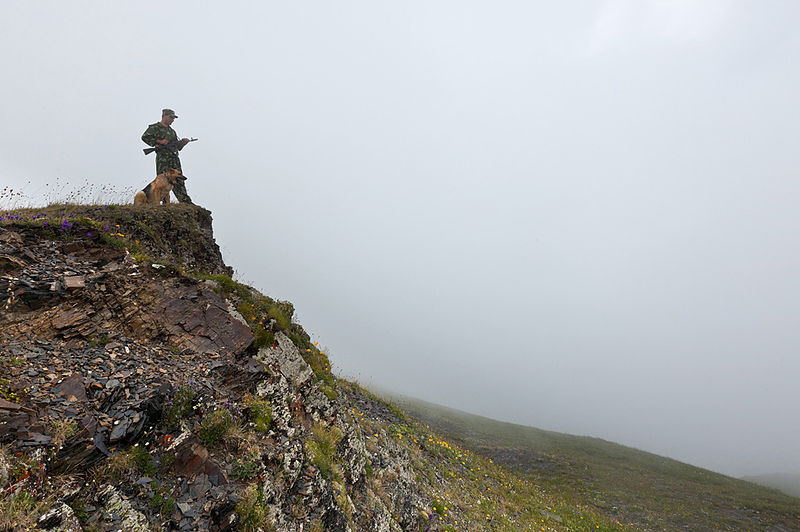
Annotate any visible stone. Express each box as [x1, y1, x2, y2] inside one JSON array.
[[38, 502, 82, 532], [0, 253, 26, 273], [159, 282, 254, 355], [177, 502, 194, 517], [255, 332, 314, 389], [96, 485, 150, 531], [63, 275, 85, 289], [109, 418, 130, 442], [541, 510, 563, 523], [53, 373, 88, 402]]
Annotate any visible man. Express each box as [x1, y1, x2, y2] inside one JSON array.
[[141, 109, 193, 204]]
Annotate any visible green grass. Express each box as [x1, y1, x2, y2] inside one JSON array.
[[341, 382, 622, 531], [388, 394, 800, 531], [0, 490, 51, 531], [235, 483, 270, 532], [243, 394, 272, 433], [161, 386, 196, 427], [148, 485, 176, 517], [127, 445, 157, 477], [306, 423, 344, 480], [198, 409, 234, 447]]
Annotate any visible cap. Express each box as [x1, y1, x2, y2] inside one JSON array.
[[162, 108, 178, 118]]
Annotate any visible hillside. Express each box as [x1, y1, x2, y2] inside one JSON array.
[[386, 394, 800, 531], [1, 203, 798, 532], [741, 474, 800, 499]]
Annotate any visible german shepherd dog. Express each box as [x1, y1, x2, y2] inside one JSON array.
[[133, 168, 187, 205]]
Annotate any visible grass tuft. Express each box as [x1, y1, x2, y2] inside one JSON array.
[[306, 423, 344, 480], [162, 386, 196, 427], [198, 409, 234, 447], [243, 395, 272, 433], [235, 483, 270, 532]]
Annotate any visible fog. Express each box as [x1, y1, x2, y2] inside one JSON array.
[[2, 1, 799, 478]]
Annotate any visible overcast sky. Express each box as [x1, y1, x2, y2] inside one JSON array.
[[2, 1, 799, 478]]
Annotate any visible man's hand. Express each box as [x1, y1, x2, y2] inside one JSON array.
[[157, 139, 169, 145], [180, 138, 190, 145]]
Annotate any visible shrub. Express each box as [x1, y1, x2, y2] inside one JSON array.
[[90, 451, 133, 483], [320, 384, 339, 401], [253, 328, 274, 350], [149, 485, 175, 517], [198, 410, 233, 447], [202, 274, 237, 294], [162, 386, 196, 427], [267, 305, 291, 331], [48, 419, 79, 450], [235, 483, 269, 532], [243, 395, 272, 433], [232, 455, 260, 481], [0, 490, 48, 531], [128, 445, 156, 476]]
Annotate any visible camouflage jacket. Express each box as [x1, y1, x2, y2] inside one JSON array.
[[141, 122, 181, 154]]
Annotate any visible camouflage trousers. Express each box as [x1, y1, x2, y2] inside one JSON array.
[[155, 154, 193, 204]]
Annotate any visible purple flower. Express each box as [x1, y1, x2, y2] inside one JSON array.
[[87, 232, 92, 237]]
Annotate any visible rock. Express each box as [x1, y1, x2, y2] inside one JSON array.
[[0, 230, 24, 245], [159, 282, 254, 355], [173, 436, 210, 476], [0, 212, 437, 532], [62, 275, 85, 289], [338, 425, 368, 484], [53, 373, 88, 402], [541, 509, 564, 523], [0, 450, 8, 486], [226, 300, 249, 326], [255, 332, 314, 389], [282, 440, 306, 488], [177, 502, 195, 517], [96, 485, 150, 531], [0, 253, 26, 273], [109, 417, 131, 442], [52, 308, 91, 331], [38, 502, 82, 531], [0, 397, 35, 413]]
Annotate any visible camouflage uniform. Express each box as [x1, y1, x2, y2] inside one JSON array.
[[141, 122, 193, 204]]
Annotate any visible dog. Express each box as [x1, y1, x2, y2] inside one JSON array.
[[133, 168, 187, 205]]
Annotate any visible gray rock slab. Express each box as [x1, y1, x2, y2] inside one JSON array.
[[255, 332, 313, 389]]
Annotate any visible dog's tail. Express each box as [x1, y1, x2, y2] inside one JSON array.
[[133, 190, 146, 205]]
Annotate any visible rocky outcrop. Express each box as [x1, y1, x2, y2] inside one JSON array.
[[0, 225, 253, 355], [0, 206, 432, 532]]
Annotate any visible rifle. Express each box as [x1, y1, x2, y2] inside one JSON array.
[[143, 138, 197, 155]]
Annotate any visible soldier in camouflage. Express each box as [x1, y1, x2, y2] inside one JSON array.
[[141, 109, 193, 204]]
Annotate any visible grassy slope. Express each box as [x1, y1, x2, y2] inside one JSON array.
[[741, 474, 800, 498], [386, 394, 800, 531], [342, 382, 632, 532]]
